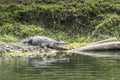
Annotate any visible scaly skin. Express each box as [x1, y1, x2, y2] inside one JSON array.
[[19, 36, 68, 49]]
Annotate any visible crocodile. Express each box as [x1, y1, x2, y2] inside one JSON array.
[[19, 36, 68, 50]]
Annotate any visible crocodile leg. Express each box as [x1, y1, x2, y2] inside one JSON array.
[[41, 43, 49, 49]]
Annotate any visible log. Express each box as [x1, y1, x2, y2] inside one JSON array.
[[79, 41, 120, 51], [70, 37, 120, 52], [91, 37, 118, 45]]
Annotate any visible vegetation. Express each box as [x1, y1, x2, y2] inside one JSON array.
[[0, 34, 18, 42], [0, 0, 120, 42]]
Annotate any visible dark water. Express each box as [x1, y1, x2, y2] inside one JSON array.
[[0, 52, 120, 80]]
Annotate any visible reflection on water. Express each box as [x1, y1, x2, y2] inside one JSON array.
[[0, 51, 120, 80], [27, 53, 69, 68], [76, 51, 120, 58]]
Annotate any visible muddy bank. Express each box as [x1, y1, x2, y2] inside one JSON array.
[[0, 42, 44, 54], [1, 37, 120, 56]]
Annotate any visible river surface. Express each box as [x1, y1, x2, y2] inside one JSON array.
[[0, 51, 120, 80]]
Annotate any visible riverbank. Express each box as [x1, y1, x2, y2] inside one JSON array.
[[0, 0, 120, 57]]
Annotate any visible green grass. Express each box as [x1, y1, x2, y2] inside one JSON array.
[[0, 35, 18, 42]]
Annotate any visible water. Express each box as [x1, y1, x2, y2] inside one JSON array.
[[0, 51, 120, 80]]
